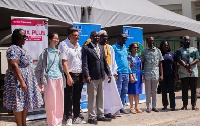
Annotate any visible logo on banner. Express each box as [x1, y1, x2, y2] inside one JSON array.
[[75, 26, 82, 33], [125, 29, 129, 36]]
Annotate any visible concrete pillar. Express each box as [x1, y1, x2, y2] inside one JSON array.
[[182, 0, 196, 19], [182, 0, 197, 47], [81, 7, 89, 23]]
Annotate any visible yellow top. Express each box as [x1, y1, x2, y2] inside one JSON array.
[[104, 44, 111, 66], [83, 39, 91, 46]]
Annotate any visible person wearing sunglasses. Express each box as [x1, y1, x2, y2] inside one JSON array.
[[159, 41, 178, 111], [3, 29, 43, 126], [176, 36, 199, 111], [127, 43, 143, 114], [141, 37, 163, 113]]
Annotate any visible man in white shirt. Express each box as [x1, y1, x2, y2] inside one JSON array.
[[60, 27, 86, 125]]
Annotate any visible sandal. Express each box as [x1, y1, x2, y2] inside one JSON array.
[[130, 108, 137, 114], [135, 108, 143, 113], [181, 106, 187, 110], [192, 106, 199, 111]]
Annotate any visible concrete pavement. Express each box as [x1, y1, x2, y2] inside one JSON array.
[[1, 90, 200, 126]]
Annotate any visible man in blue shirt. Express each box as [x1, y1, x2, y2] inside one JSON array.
[[112, 33, 129, 114]]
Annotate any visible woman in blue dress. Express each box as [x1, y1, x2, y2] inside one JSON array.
[[128, 43, 143, 114]]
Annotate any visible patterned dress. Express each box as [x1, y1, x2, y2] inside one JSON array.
[[127, 54, 142, 95], [3, 45, 43, 111]]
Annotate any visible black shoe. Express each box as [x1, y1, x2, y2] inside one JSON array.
[[152, 108, 159, 112], [162, 106, 167, 110], [171, 108, 175, 111], [97, 117, 112, 121], [88, 119, 98, 124], [146, 108, 151, 113], [120, 109, 129, 114], [105, 113, 116, 119]]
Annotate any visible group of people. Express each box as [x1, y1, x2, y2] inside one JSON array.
[[3, 27, 200, 126]]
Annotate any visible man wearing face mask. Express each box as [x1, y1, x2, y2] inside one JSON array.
[[176, 36, 200, 111]]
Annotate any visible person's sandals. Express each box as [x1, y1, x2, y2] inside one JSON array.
[[181, 106, 187, 110], [130, 108, 137, 114], [192, 106, 199, 111], [135, 108, 142, 113]]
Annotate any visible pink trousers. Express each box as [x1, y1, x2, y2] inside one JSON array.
[[44, 78, 64, 126]]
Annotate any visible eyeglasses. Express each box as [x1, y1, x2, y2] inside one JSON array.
[[133, 47, 139, 49], [93, 35, 100, 38], [72, 34, 79, 37], [22, 35, 28, 40], [52, 38, 59, 41]]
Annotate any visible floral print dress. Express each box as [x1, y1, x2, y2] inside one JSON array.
[[3, 45, 43, 111]]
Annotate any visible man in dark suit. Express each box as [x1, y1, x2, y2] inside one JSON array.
[[82, 31, 112, 124]]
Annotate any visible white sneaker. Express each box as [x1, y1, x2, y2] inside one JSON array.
[[66, 118, 72, 126], [73, 117, 86, 124]]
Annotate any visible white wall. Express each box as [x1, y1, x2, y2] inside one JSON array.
[[0, 47, 8, 74]]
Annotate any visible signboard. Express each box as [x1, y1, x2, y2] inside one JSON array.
[[123, 26, 143, 55], [73, 23, 101, 46]]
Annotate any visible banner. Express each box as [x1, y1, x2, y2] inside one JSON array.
[[123, 26, 146, 104], [11, 17, 48, 69], [73, 23, 101, 112], [123, 26, 143, 55], [11, 17, 48, 120], [73, 23, 101, 46]]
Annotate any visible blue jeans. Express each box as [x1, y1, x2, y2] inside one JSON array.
[[116, 73, 129, 109]]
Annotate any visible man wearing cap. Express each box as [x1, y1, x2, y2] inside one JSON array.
[[99, 30, 122, 119], [176, 36, 199, 111]]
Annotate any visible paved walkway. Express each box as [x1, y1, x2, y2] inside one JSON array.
[[1, 91, 200, 126]]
